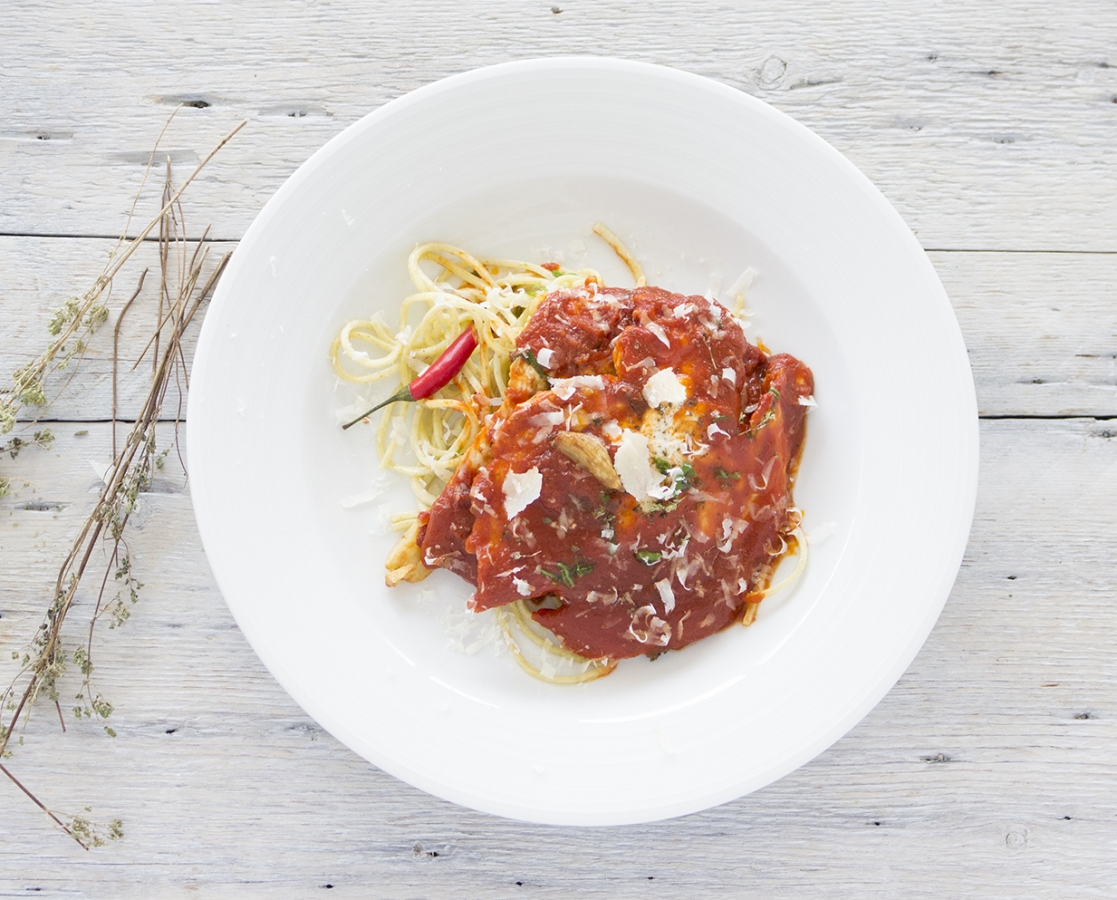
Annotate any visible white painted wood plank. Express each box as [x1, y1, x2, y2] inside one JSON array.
[[0, 236, 234, 424], [3, 1, 1116, 894], [4, 238, 1115, 421], [938, 250, 1117, 417], [0, 418, 1114, 896], [2, 1, 1116, 250]]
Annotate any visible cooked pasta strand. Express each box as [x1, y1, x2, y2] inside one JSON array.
[[592, 222, 646, 287]]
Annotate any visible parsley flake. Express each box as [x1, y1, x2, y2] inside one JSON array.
[[747, 409, 777, 438], [519, 349, 550, 379], [539, 560, 595, 588]]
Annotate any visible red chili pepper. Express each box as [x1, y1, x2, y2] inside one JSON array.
[[341, 326, 479, 430]]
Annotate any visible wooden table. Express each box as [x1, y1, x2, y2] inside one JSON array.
[[2, 2, 1115, 895]]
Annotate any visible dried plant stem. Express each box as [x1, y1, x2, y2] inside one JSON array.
[[0, 762, 81, 841], [0, 121, 241, 849], [112, 270, 148, 460], [0, 119, 245, 433]]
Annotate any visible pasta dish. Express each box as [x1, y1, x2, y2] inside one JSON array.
[[332, 226, 813, 682]]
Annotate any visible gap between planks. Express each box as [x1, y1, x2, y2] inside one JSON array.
[[6, 233, 1117, 255]]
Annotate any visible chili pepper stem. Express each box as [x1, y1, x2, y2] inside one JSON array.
[[341, 386, 414, 430], [340, 325, 478, 430]]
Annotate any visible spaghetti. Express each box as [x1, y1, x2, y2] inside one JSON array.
[[331, 241, 608, 508], [333, 229, 810, 683]]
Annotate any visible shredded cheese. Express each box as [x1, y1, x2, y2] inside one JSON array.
[[614, 430, 664, 502], [646, 321, 671, 347], [642, 368, 686, 408], [550, 374, 605, 400], [655, 578, 677, 613], [503, 467, 543, 519], [726, 266, 758, 299]]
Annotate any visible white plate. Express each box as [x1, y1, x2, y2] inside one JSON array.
[[188, 58, 977, 825]]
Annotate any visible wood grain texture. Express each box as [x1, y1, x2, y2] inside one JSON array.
[[2, 1, 1116, 250], [938, 250, 1117, 417], [0, 419, 1115, 897], [0, 236, 234, 423], [3, 0, 1117, 894]]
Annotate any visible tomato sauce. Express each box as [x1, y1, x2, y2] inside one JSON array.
[[419, 285, 813, 660]]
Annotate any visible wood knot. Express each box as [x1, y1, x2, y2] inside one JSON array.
[[758, 56, 788, 88]]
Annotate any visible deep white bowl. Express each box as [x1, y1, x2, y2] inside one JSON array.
[[188, 58, 978, 825]]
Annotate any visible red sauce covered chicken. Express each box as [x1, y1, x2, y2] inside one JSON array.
[[415, 283, 813, 661]]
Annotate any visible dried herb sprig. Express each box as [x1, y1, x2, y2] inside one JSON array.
[[0, 119, 242, 848], [0, 117, 245, 437], [0, 429, 54, 498]]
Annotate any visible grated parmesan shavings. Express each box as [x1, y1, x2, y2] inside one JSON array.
[[549, 375, 605, 401], [503, 467, 543, 519], [646, 321, 671, 348], [726, 266, 758, 299], [655, 578, 677, 613], [614, 430, 664, 502], [642, 368, 687, 408]]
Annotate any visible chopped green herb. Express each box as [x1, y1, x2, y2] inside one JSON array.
[[768, 386, 781, 400], [539, 560, 595, 588], [715, 467, 741, 482], [519, 349, 550, 379], [650, 458, 696, 501], [747, 409, 777, 438], [635, 549, 662, 566]]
